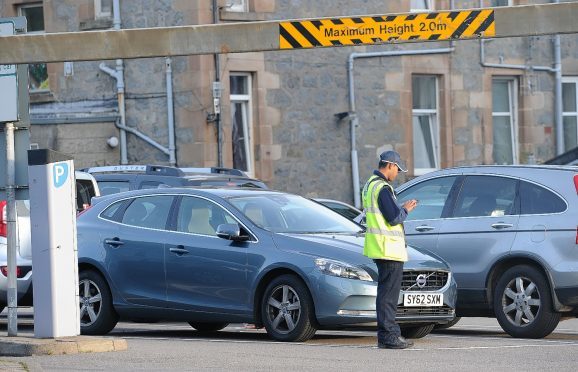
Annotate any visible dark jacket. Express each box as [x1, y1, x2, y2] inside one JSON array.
[[372, 170, 408, 226]]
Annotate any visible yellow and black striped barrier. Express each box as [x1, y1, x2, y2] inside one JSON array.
[[280, 9, 495, 49], [5, 3, 578, 64]]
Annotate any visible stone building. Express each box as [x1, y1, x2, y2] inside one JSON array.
[[1, 0, 576, 205]]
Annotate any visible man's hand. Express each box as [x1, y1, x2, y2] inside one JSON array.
[[403, 199, 418, 212]]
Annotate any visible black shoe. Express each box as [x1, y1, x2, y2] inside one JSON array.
[[378, 336, 414, 349]]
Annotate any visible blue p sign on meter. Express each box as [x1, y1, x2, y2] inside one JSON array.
[[53, 163, 69, 188]]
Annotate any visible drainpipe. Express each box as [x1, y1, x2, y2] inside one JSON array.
[[212, 0, 223, 167], [5, 122, 17, 336], [100, 0, 127, 164], [554, 1, 564, 155], [115, 119, 171, 156], [165, 57, 176, 166], [554, 34, 563, 155], [101, 0, 176, 165], [479, 0, 563, 155], [347, 48, 454, 208]]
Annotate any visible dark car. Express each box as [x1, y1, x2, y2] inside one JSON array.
[[76, 188, 457, 342], [314, 198, 363, 221], [81, 165, 267, 195], [396, 165, 578, 338]]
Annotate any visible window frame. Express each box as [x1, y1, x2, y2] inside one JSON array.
[[226, 0, 248, 12], [410, 0, 434, 13], [94, 0, 112, 19], [492, 77, 519, 164], [562, 76, 578, 152], [229, 72, 254, 176], [490, 0, 513, 7], [412, 75, 441, 176], [17, 3, 49, 92]]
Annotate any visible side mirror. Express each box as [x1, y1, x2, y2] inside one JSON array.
[[216, 223, 250, 242]]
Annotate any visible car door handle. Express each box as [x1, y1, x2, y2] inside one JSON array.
[[169, 246, 189, 255], [491, 223, 514, 230], [104, 238, 124, 246], [415, 225, 435, 232]]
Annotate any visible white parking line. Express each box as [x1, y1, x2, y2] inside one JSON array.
[[430, 333, 578, 344], [407, 342, 578, 351]]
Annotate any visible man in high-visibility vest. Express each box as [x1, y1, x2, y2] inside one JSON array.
[[362, 150, 418, 349]]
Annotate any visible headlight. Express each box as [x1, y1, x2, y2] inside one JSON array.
[[314, 258, 373, 282]]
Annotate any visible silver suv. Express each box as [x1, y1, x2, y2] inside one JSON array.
[[396, 165, 578, 338]]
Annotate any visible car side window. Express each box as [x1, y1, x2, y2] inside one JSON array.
[[101, 201, 124, 221], [140, 181, 163, 189], [322, 202, 360, 220], [519, 181, 566, 215], [76, 179, 95, 212], [98, 181, 130, 196], [397, 176, 457, 220], [177, 197, 236, 236], [453, 176, 517, 218], [121, 196, 174, 230]]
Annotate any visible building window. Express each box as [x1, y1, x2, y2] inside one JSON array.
[[230, 73, 253, 174], [95, 0, 112, 18], [18, 3, 49, 91], [491, 0, 512, 6], [492, 78, 519, 164], [226, 0, 248, 12], [410, 0, 434, 12], [412, 75, 440, 175], [562, 77, 578, 152]]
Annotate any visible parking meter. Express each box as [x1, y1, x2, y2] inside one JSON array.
[[28, 149, 80, 338]]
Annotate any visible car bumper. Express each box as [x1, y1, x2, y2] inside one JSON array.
[[0, 243, 34, 306], [0, 271, 33, 306], [312, 272, 457, 326]]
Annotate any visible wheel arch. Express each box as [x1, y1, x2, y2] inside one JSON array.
[[78, 261, 119, 301], [252, 267, 319, 328], [486, 255, 562, 312]]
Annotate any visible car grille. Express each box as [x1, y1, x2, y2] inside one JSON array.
[[396, 305, 454, 317], [401, 271, 449, 291]]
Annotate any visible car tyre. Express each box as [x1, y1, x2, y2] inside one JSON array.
[[401, 323, 435, 339], [261, 275, 317, 342], [434, 316, 461, 330], [79, 270, 118, 335], [188, 322, 229, 332], [493, 265, 560, 338]]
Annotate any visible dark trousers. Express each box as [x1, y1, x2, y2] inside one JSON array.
[[374, 259, 404, 343]]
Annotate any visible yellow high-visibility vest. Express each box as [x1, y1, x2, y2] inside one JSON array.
[[362, 175, 407, 261]]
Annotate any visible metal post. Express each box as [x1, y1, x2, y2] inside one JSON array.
[[166, 57, 176, 166], [5, 122, 17, 336], [213, 0, 223, 167]]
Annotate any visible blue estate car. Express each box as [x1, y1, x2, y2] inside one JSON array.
[[77, 188, 457, 342]]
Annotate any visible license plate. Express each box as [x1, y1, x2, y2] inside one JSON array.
[[403, 293, 443, 307]]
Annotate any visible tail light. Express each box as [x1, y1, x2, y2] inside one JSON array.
[[0, 200, 6, 238], [574, 175, 577, 244], [1, 265, 22, 278]]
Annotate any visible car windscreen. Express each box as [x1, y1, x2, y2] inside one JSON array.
[[228, 194, 361, 233]]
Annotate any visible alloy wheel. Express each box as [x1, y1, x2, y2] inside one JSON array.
[[79, 278, 103, 327], [501, 276, 541, 327], [265, 284, 302, 334]]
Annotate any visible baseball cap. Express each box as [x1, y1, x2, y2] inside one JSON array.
[[379, 150, 408, 172]]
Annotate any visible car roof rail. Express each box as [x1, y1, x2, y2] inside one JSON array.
[[81, 165, 184, 177], [180, 167, 246, 176]]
